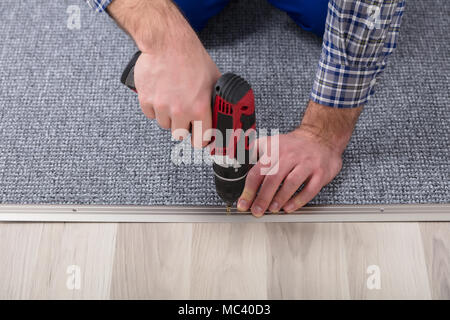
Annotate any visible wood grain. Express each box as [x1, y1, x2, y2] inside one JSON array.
[[343, 223, 431, 299], [266, 223, 350, 299], [190, 223, 268, 299], [110, 223, 193, 299], [0, 223, 117, 299], [420, 223, 450, 299], [0, 223, 44, 299], [2, 221, 449, 299]]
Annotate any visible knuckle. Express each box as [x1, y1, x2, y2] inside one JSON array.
[[152, 96, 168, 110], [283, 176, 298, 190], [315, 167, 326, 178], [273, 191, 289, 205], [171, 105, 184, 118], [191, 104, 207, 119], [139, 95, 153, 107], [286, 151, 298, 163]]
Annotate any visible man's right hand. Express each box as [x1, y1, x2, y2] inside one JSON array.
[[108, 0, 220, 148], [134, 41, 220, 148]]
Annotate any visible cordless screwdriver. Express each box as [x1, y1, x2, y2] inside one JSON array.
[[121, 51, 256, 210]]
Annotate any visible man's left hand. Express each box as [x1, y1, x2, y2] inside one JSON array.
[[236, 129, 342, 216], [237, 100, 362, 217]]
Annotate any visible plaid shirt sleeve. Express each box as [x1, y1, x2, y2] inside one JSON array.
[[311, 0, 406, 108], [85, 0, 112, 12]]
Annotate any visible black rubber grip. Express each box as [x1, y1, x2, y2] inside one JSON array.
[[213, 73, 251, 105], [120, 51, 142, 90]]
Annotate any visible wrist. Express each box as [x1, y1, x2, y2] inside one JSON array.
[[295, 100, 363, 154], [135, 3, 193, 53], [108, 0, 194, 54]]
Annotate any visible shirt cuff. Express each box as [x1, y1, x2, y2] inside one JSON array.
[[310, 58, 385, 108], [86, 0, 113, 12]]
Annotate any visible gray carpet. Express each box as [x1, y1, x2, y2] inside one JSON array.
[[0, 0, 448, 205]]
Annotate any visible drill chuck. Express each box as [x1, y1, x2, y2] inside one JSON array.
[[213, 162, 250, 206]]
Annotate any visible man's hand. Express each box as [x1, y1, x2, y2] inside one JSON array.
[[133, 42, 220, 147], [108, 0, 220, 147], [237, 101, 362, 217]]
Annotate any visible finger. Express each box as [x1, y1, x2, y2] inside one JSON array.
[[237, 136, 280, 213], [251, 136, 268, 164], [250, 161, 293, 217], [237, 157, 278, 213], [283, 176, 323, 213], [155, 111, 171, 130], [248, 134, 264, 164], [268, 166, 309, 213], [236, 162, 264, 212], [138, 96, 155, 119], [191, 105, 212, 149], [171, 116, 191, 141], [201, 107, 212, 145]]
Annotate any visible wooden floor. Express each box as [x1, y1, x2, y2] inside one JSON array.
[[0, 221, 449, 299]]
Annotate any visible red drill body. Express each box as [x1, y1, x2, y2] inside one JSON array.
[[121, 51, 256, 207]]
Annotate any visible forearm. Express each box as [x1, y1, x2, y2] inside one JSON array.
[[301, 0, 405, 154], [106, 0, 192, 53], [297, 101, 362, 154]]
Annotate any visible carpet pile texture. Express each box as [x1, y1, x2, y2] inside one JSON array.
[[0, 0, 448, 205]]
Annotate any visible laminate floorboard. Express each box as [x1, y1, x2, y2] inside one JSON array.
[[1, 221, 448, 299]]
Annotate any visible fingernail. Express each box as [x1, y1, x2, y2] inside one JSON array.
[[268, 202, 279, 213], [237, 199, 249, 211], [252, 205, 264, 217], [284, 203, 295, 213]]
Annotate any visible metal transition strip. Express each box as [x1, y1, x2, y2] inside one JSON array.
[[0, 204, 449, 222]]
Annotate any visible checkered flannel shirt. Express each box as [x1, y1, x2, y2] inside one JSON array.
[[86, 0, 406, 108], [86, 0, 111, 12]]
